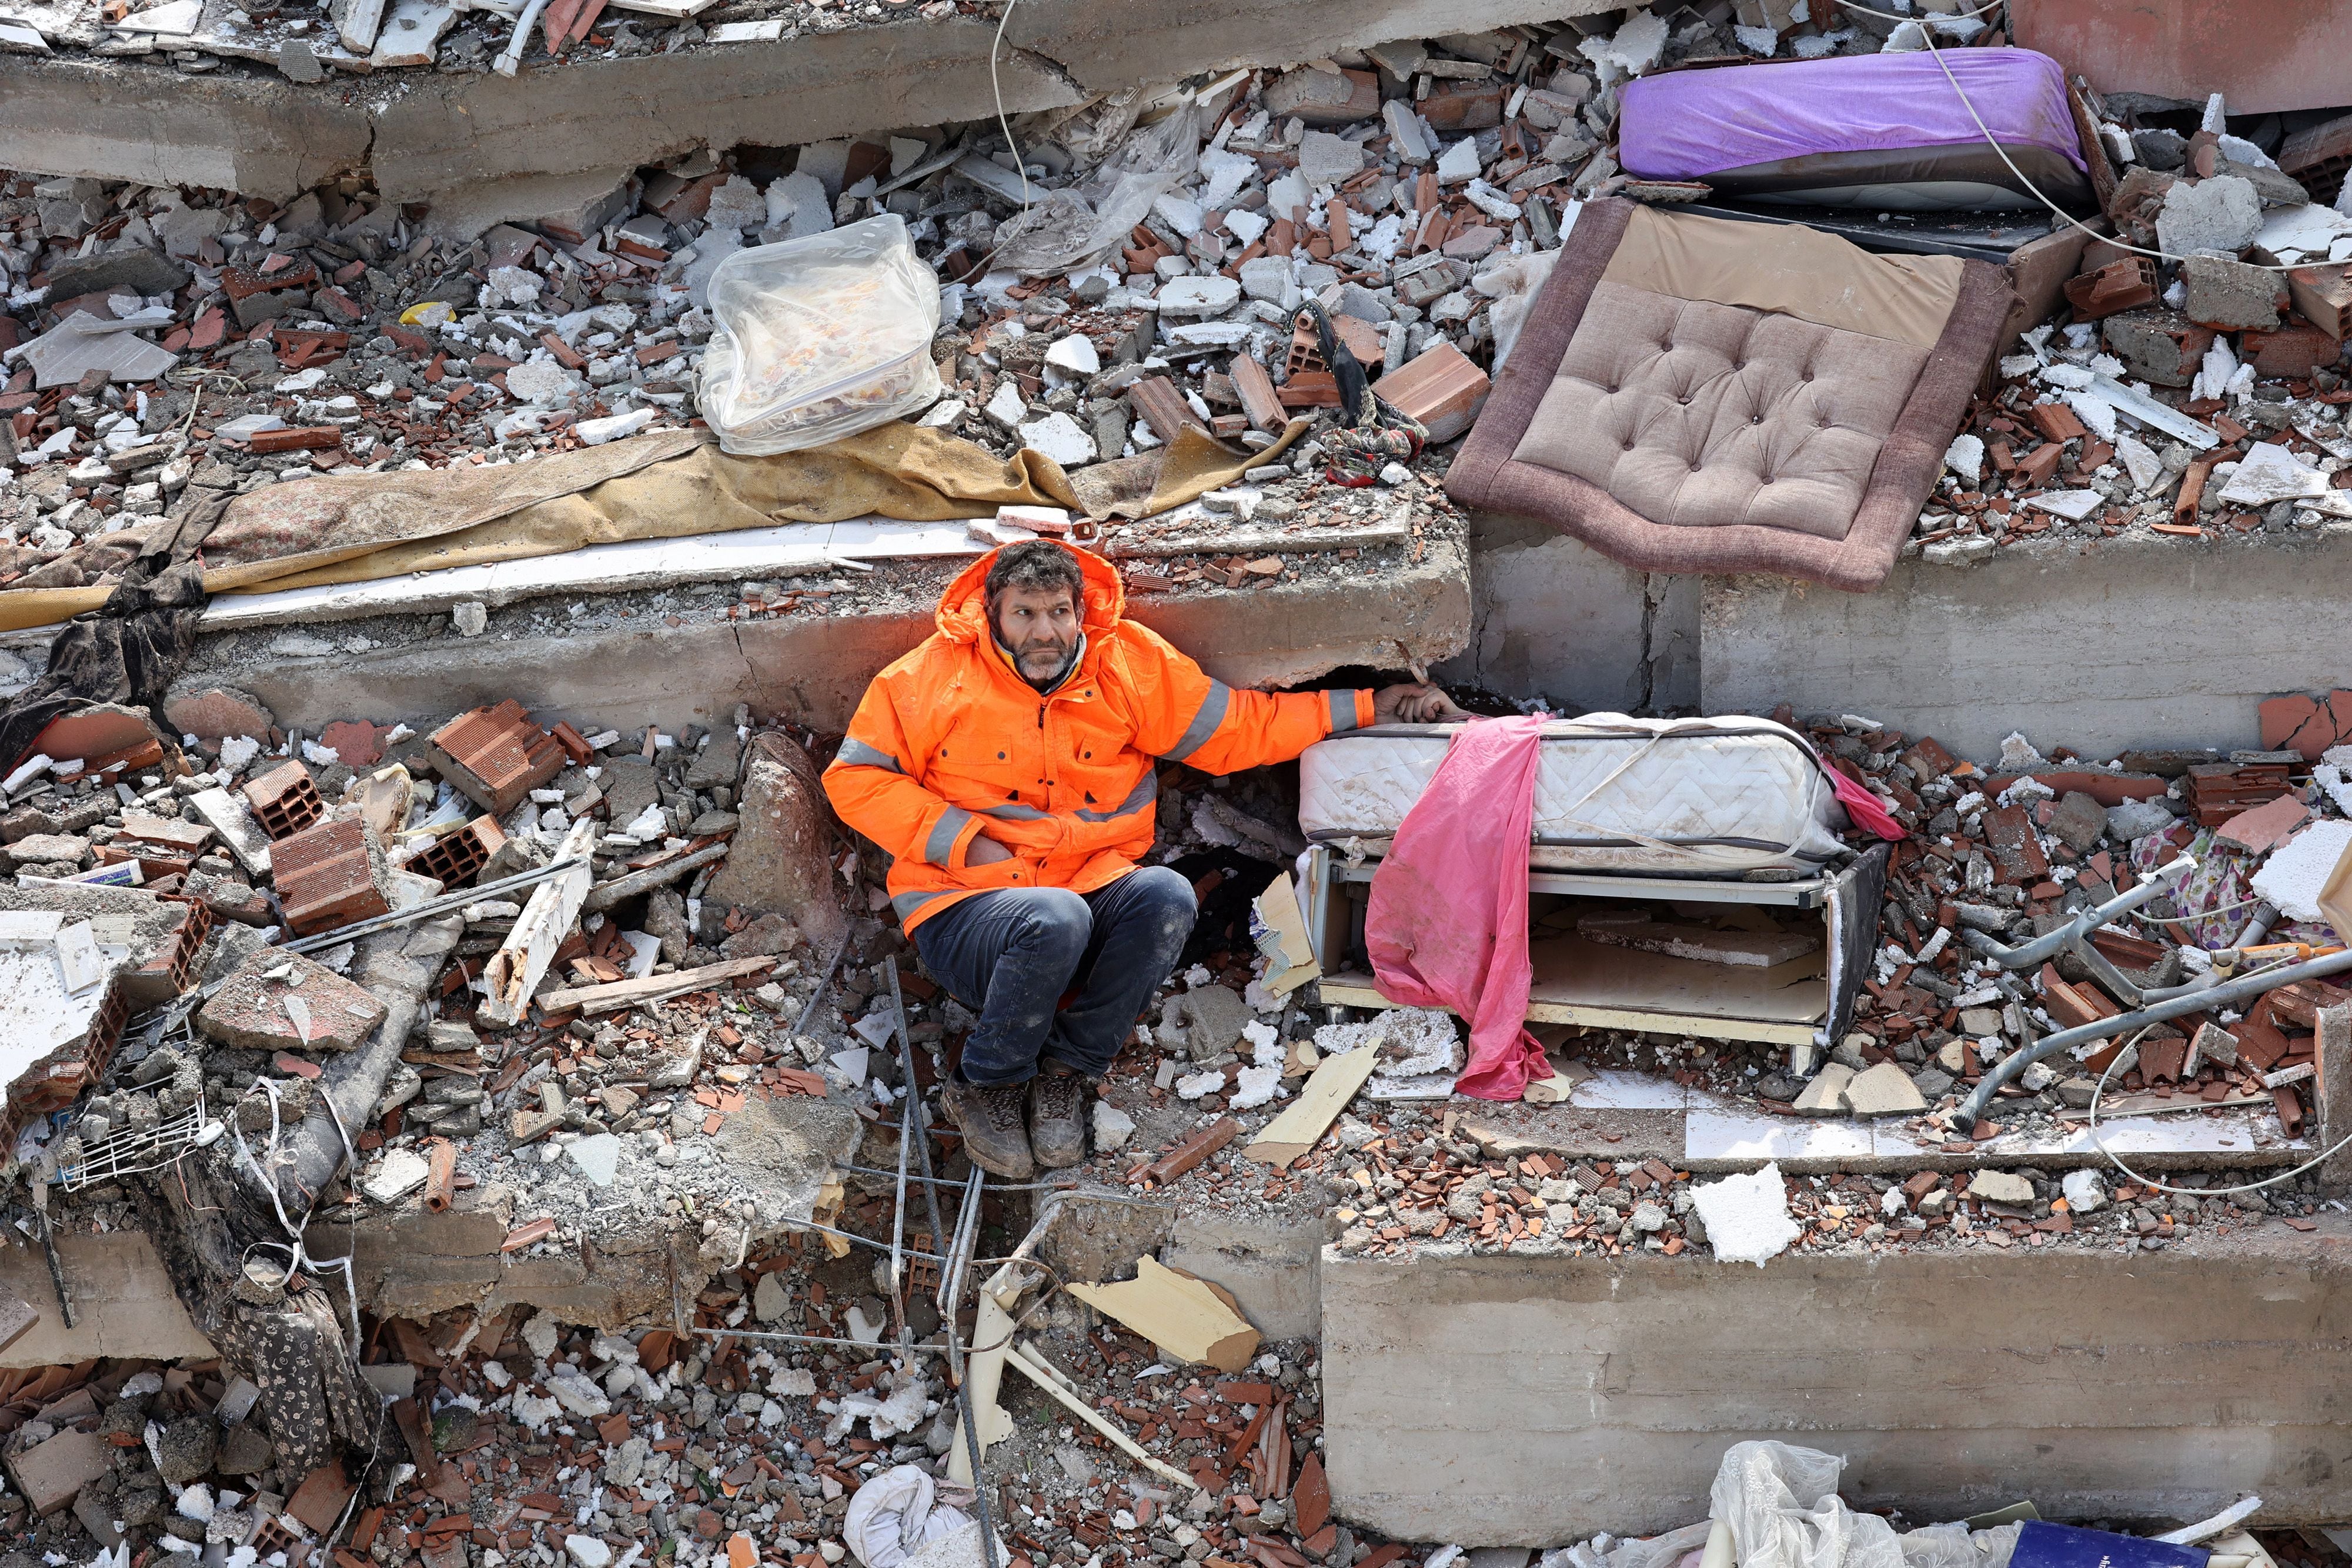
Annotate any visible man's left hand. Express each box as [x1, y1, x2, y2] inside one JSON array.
[[1372, 683, 1468, 724]]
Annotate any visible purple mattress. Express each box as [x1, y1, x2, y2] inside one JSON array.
[[1619, 49, 2093, 212]]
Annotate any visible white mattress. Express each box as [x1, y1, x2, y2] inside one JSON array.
[[1297, 714, 1850, 874]]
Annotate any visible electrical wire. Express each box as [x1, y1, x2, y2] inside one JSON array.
[[1829, 0, 2321, 273], [989, 0, 1031, 211], [2131, 894, 2264, 928], [2084, 1024, 2352, 1198]]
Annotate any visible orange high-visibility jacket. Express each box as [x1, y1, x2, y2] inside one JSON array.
[[823, 545, 1371, 934]]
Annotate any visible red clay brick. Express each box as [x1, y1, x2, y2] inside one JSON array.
[[429, 701, 565, 815], [273, 817, 392, 935]]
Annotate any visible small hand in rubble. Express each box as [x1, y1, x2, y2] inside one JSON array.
[[1372, 683, 1467, 725]]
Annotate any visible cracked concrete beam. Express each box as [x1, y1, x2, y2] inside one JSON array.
[[1007, 0, 1619, 94], [181, 541, 1466, 735], [369, 15, 1083, 219], [0, 0, 1615, 233], [0, 57, 372, 202]]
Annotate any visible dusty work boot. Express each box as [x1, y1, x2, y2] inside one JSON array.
[[942, 1075, 1035, 1180], [1028, 1062, 1088, 1169]]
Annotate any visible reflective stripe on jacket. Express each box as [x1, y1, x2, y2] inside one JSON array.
[[823, 545, 1369, 933]]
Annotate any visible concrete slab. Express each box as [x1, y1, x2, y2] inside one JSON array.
[[1433, 510, 1698, 713], [1464, 1085, 2310, 1176], [1700, 526, 2352, 760], [1042, 1185, 1330, 1342], [1321, 1216, 2352, 1543], [2010, 0, 2352, 116], [0, 0, 1616, 223], [175, 537, 1469, 736], [0, 1231, 215, 1368]]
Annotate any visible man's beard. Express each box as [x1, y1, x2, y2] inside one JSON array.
[[1012, 637, 1076, 687]]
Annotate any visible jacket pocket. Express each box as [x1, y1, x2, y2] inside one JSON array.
[[949, 853, 1037, 892]]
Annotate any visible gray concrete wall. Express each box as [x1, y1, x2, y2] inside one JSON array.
[[1443, 513, 2352, 761], [2, 0, 1614, 220], [1700, 526, 2352, 760], [1432, 509, 1699, 713], [1321, 1222, 2352, 1543], [185, 539, 1471, 735]]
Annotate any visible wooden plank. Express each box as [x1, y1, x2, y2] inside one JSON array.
[[537, 955, 775, 1017], [479, 817, 599, 1028], [1067, 1258, 1261, 1373], [1315, 972, 1821, 1048], [1244, 1048, 1378, 1168], [1573, 914, 1822, 969]]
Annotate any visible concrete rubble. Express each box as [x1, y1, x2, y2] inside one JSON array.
[[2, 2, 2352, 1566]]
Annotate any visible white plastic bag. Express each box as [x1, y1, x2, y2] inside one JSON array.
[[1710, 1442, 1906, 1568], [698, 213, 943, 455], [842, 1465, 975, 1568]]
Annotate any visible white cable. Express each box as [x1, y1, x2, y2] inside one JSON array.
[[1832, 0, 2014, 20], [989, 0, 1031, 211], [1829, 1, 2317, 272], [493, 0, 549, 78], [2085, 1023, 2352, 1197]]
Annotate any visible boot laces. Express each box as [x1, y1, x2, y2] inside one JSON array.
[[979, 1081, 1028, 1133], [1035, 1070, 1083, 1119]]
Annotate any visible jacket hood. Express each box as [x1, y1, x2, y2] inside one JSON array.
[[936, 543, 1125, 647]]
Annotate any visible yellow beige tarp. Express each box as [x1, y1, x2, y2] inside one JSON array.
[[0, 417, 1305, 633]]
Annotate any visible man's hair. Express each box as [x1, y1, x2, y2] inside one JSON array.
[[983, 539, 1085, 612]]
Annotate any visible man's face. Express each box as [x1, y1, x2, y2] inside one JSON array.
[[992, 583, 1081, 685]]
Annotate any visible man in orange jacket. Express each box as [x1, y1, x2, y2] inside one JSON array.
[[823, 539, 1460, 1178]]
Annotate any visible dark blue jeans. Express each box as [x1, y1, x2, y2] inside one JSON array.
[[912, 866, 1198, 1086]]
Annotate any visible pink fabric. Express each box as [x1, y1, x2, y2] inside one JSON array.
[[1825, 763, 1907, 842], [1364, 716, 1552, 1101]]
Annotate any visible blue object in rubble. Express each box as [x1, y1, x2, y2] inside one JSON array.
[[2009, 1520, 2213, 1568]]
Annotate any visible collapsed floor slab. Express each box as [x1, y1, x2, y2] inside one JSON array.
[[0, 1231, 215, 1369], [1700, 525, 2352, 759], [0, 0, 1616, 223], [1039, 1184, 1328, 1342], [1443, 511, 2352, 758], [166, 539, 1472, 735], [1320, 1216, 2352, 1545]]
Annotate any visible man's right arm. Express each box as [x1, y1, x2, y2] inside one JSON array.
[[822, 679, 993, 872]]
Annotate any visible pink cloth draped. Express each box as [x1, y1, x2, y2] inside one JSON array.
[[1363, 716, 1552, 1100], [1825, 764, 1907, 842]]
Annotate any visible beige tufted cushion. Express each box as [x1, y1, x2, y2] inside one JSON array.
[[1508, 281, 1929, 540]]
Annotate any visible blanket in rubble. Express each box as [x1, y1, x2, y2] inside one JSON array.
[[0, 418, 1305, 633]]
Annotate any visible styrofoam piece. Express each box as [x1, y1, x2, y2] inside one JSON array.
[[2250, 821, 2352, 923], [1689, 1162, 1800, 1266]]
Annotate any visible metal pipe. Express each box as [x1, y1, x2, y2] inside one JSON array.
[[2229, 900, 2280, 951], [833, 1163, 1078, 1193], [2067, 938, 2149, 1009], [938, 1166, 985, 1330], [888, 961, 954, 1355], [786, 1218, 948, 1263], [283, 857, 588, 952], [791, 935, 853, 1041], [1959, 855, 2196, 972], [888, 1089, 912, 1343], [1953, 945, 2352, 1126]]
